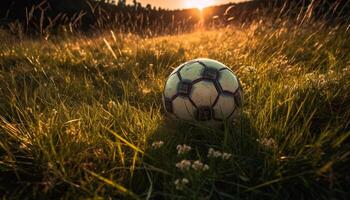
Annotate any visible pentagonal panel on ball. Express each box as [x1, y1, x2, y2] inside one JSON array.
[[198, 58, 227, 70], [196, 106, 214, 121], [172, 96, 196, 120], [190, 81, 218, 107], [202, 67, 219, 80], [218, 69, 239, 94], [213, 94, 236, 120], [164, 73, 180, 99], [179, 62, 205, 81]]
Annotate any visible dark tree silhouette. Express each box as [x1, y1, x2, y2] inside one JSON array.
[[0, 0, 348, 35]]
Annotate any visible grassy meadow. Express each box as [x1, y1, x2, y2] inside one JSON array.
[[1, 17, 350, 199]]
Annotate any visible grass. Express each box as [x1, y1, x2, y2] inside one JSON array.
[[0, 19, 350, 199]]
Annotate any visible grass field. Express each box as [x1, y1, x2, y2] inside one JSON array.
[[0, 19, 350, 199]]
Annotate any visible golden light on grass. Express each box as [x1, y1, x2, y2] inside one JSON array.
[[185, 0, 214, 10]]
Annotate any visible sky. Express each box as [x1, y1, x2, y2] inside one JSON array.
[[126, 0, 247, 10]]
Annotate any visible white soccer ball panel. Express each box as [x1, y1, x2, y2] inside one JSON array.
[[190, 81, 218, 107], [218, 70, 239, 94], [213, 94, 236, 120], [170, 64, 183, 76], [172, 96, 196, 120], [170, 60, 198, 75], [179, 62, 205, 81], [164, 74, 180, 99], [198, 58, 227, 70]]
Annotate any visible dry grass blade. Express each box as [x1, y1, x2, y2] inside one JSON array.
[[104, 126, 144, 155]]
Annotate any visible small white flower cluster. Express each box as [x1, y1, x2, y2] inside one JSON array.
[[222, 152, 232, 160], [175, 159, 191, 171], [207, 148, 232, 160], [176, 144, 192, 155], [257, 138, 278, 150], [175, 160, 209, 172], [192, 160, 210, 171], [151, 141, 164, 149], [174, 178, 189, 190]]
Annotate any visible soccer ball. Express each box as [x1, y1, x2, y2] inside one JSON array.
[[162, 58, 243, 123]]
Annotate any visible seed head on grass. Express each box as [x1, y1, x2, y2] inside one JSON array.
[[107, 100, 116, 110], [257, 138, 278, 150]]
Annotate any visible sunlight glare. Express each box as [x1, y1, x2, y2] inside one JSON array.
[[185, 0, 214, 10]]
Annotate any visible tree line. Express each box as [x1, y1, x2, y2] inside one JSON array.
[[0, 0, 348, 36]]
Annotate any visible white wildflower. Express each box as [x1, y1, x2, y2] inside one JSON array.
[[192, 160, 203, 170], [203, 164, 210, 171], [151, 141, 164, 149], [174, 178, 189, 190], [207, 148, 222, 158], [176, 144, 192, 155], [222, 152, 232, 160], [208, 148, 232, 160], [191, 160, 207, 171], [175, 160, 191, 171]]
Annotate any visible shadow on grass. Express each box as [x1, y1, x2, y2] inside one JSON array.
[[129, 113, 274, 199]]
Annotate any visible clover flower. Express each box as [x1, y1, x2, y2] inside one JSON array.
[[151, 141, 164, 149], [176, 144, 192, 155], [175, 160, 191, 171], [174, 178, 189, 190]]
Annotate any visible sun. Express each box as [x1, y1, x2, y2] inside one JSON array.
[[185, 0, 215, 10]]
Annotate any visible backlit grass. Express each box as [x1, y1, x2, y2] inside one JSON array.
[[0, 21, 349, 199]]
